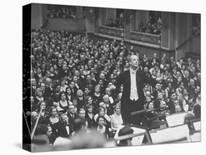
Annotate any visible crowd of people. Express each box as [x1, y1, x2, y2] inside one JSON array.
[[47, 6, 77, 19], [104, 18, 124, 28], [27, 29, 201, 148], [104, 16, 162, 35], [138, 16, 163, 35]]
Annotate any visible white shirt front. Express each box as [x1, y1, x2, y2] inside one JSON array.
[[130, 68, 139, 101]]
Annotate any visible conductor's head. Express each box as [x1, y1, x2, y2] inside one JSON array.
[[129, 55, 139, 70], [118, 126, 134, 146]]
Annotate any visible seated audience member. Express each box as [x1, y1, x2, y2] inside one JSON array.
[[66, 87, 73, 103], [78, 108, 86, 119], [48, 107, 60, 139], [69, 81, 77, 97], [154, 91, 167, 110], [47, 125, 56, 144], [177, 93, 189, 112], [67, 104, 78, 132], [98, 102, 108, 114], [167, 92, 178, 114], [53, 86, 61, 104], [33, 88, 44, 111], [60, 80, 68, 92], [93, 84, 102, 111], [57, 92, 68, 112], [84, 87, 91, 101], [85, 104, 96, 128], [57, 113, 71, 137], [105, 87, 114, 104], [78, 108, 89, 128], [94, 106, 111, 127], [96, 116, 110, 139], [103, 94, 114, 115], [110, 104, 123, 131], [193, 103, 201, 119], [76, 89, 85, 111]]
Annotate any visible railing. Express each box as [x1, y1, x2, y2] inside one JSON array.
[[98, 25, 124, 38], [98, 25, 161, 46], [130, 31, 161, 45]]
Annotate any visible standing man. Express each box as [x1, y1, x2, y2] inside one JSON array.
[[116, 55, 149, 125]]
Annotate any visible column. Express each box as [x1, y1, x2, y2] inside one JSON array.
[[31, 4, 43, 29], [161, 12, 169, 48], [175, 13, 193, 59], [168, 13, 176, 49], [161, 12, 177, 50], [85, 8, 95, 33]]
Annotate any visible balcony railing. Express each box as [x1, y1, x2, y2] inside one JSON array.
[[98, 25, 161, 46], [130, 31, 161, 45], [98, 25, 123, 38]]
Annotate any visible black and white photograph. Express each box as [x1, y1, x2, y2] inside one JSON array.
[[22, 1, 201, 153]]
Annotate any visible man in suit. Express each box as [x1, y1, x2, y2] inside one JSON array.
[[67, 104, 77, 133], [116, 54, 149, 125]]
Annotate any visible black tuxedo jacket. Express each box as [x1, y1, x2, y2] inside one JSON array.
[[116, 69, 150, 107], [67, 113, 77, 132]]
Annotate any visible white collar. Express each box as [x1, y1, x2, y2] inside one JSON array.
[[130, 68, 137, 74]]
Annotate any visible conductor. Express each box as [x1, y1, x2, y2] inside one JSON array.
[[116, 54, 149, 125]]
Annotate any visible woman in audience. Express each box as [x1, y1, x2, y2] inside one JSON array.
[[96, 116, 110, 139], [57, 92, 68, 112], [110, 104, 123, 132], [48, 107, 61, 141], [85, 104, 96, 129]]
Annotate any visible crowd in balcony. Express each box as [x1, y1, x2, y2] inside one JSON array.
[[138, 16, 163, 35], [47, 6, 77, 19]]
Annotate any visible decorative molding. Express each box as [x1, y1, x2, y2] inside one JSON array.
[[98, 25, 161, 45], [98, 25, 123, 38], [130, 31, 161, 45]]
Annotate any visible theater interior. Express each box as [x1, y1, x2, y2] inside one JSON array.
[[23, 3, 201, 152]]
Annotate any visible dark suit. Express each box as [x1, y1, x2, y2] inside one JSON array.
[[57, 121, 71, 137], [85, 113, 96, 128], [67, 113, 77, 132], [116, 69, 149, 125]]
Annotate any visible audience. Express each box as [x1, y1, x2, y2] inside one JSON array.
[[29, 29, 201, 147], [138, 16, 162, 35], [47, 5, 77, 19], [103, 15, 162, 35]]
